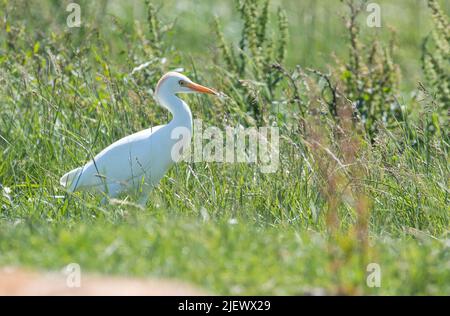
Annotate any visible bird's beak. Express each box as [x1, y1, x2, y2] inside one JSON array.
[[186, 82, 218, 95]]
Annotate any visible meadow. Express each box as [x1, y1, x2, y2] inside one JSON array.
[[0, 0, 449, 295]]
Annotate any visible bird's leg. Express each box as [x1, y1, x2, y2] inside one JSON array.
[[100, 183, 122, 205], [137, 193, 150, 207], [134, 180, 153, 207]]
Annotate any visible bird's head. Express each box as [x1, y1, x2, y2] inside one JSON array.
[[155, 72, 217, 97]]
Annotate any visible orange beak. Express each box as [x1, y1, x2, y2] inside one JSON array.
[[186, 82, 218, 95]]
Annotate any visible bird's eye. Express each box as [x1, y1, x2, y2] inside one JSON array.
[[179, 80, 184, 86]]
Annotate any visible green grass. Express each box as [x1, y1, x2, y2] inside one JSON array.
[[1, 215, 449, 295], [0, 0, 449, 295], [5, 1, 450, 87]]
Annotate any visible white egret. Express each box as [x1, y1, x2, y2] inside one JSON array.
[[60, 72, 217, 204]]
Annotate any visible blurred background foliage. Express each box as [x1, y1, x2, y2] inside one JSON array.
[[3, 0, 449, 88]]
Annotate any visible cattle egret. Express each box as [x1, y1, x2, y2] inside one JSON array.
[[60, 72, 217, 204]]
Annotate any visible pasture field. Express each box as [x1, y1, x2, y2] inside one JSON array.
[[0, 0, 449, 295]]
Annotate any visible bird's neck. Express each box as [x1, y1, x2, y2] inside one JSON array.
[[158, 94, 193, 131]]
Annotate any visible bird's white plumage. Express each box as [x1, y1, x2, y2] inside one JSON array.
[[60, 125, 165, 192], [60, 72, 216, 203]]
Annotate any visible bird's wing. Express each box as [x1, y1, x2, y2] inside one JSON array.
[[69, 125, 166, 190]]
